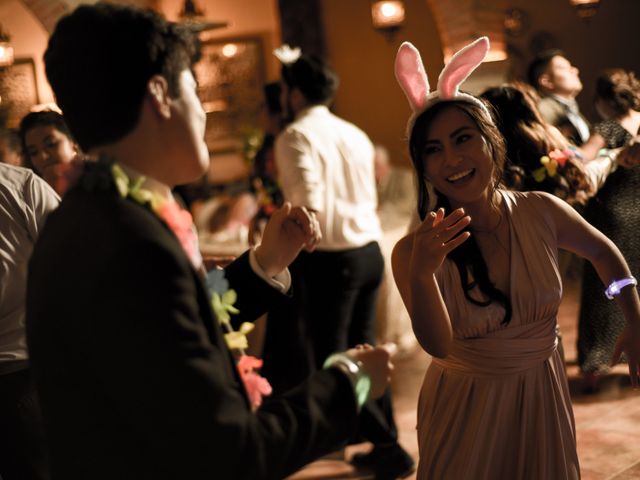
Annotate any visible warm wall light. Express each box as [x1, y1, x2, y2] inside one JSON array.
[[221, 43, 238, 58], [569, 0, 600, 18], [371, 1, 406, 31], [0, 25, 14, 68]]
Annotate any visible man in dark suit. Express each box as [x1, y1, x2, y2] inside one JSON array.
[[25, 4, 395, 480], [528, 49, 591, 146]]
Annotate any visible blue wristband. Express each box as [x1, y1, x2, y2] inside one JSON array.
[[605, 276, 637, 299]]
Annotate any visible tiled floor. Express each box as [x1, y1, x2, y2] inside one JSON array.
[[288, 271, 640, 479]]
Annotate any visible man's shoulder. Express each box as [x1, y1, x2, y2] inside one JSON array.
[[538, 96, 566, 120], [42, 187, 173, 254], [0, 163, 34, 186], [0, 164, 59, 225], [0, 163, 49, 198]]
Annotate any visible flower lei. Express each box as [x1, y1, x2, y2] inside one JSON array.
[[252, 177, 281, 218], [533, 148, 573, 182], [110, 162, 272, 411]]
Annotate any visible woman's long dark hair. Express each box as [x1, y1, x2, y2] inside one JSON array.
[[408, 100, 512, 324], [480, 84, 593, 206], [595, 68, 640, 117]]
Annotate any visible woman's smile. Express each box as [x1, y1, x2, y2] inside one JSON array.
[[446, 168, 476, 184]]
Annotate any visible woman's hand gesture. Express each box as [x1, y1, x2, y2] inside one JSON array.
[[611, 323, 640, 389], [410, 207, 471, 276]]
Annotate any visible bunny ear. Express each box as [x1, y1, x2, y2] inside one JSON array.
[[437, 37, 490, 99], [395, 42, 430, 112]]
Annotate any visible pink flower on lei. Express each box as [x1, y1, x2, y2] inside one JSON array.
[[237, 355, 272, 411], [548, 148, 572, 168], [156, 200, 200, 268]]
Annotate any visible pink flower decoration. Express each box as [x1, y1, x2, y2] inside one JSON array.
[[548, 149, 572, 168], [156, 200, 199, 267], [237, 355, 272, 411]]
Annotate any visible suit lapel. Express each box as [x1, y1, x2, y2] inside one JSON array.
[[122, 192, 252, 408]]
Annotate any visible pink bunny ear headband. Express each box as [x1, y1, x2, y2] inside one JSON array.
[[395, 37, 492, 136]]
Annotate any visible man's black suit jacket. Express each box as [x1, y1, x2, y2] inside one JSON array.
[[26, 176, 357, 480]]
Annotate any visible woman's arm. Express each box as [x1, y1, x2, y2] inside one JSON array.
[[576, 132, 607, 161], [582, 148, 619, 192], [391, 208, 470, 358], [541, 192, 640, 385]]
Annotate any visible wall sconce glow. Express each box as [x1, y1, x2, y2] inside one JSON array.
[[568, 0, 600, 18], [484, 48, 508, 63], [0, 24, 14, 67], [0, 42, 14, 67], [371, 1, 406, 30], [222, 43, 238, 58]]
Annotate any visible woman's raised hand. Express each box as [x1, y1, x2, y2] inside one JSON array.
[[410, 207, 471, 275]]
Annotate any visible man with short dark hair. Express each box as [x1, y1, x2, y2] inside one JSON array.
[[26, 5, 395, 479], [527, 49, 591, 146], [275, 51, 415, 479]]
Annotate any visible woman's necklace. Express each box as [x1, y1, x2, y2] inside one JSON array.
[[471, 207, 510, 258]]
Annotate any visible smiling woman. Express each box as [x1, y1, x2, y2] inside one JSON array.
[[411, 102, 505, 215], [391, 38, 640, 479], [18, 110, 80, 195]]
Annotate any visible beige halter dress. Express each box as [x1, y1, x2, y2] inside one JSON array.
[[417, 190, 580, 479]]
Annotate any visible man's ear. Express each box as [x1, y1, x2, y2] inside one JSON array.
[[538, 72, 554, 92], [147, 75, 171, 119]]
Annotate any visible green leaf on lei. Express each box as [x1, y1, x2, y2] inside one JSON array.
[[211, 289, 239, 324], [111, 164, 130, 198], [532, 167, 546, 182], [224, 323, 254, 350]]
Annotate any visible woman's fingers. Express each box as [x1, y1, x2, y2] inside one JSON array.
[[443, 231, 471, 253], [417, 211, 438, 233], [440, 215, 471, 242], [419, 208, 467, 234], [441, 208, 466, 227]]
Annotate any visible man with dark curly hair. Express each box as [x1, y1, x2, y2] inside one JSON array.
[[26, 4, 395, 479]]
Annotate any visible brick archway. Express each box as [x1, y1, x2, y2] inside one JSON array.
[[426, 0, 507, 62], [20, 0, 69, 33]]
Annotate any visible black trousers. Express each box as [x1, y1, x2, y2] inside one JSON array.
[[298, 242, 398, 446], [0, 367, 49, 480]]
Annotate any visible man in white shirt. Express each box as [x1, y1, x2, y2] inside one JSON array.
[[0, 162, 59, 480], [275, 53, 414, 479], [528, 49, 591, 146]]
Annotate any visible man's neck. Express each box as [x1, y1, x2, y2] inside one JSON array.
[[549, 92, 577, 103], [94, 141, 168, 186], [91, 112, 174, 187], [294, 103, 326, 118]]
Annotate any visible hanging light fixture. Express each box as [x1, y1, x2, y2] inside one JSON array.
[[0, 24, 14, 68], [371, 1, 405, 39], [179, 0, 228, 33], [568, 0, 601, 19]]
